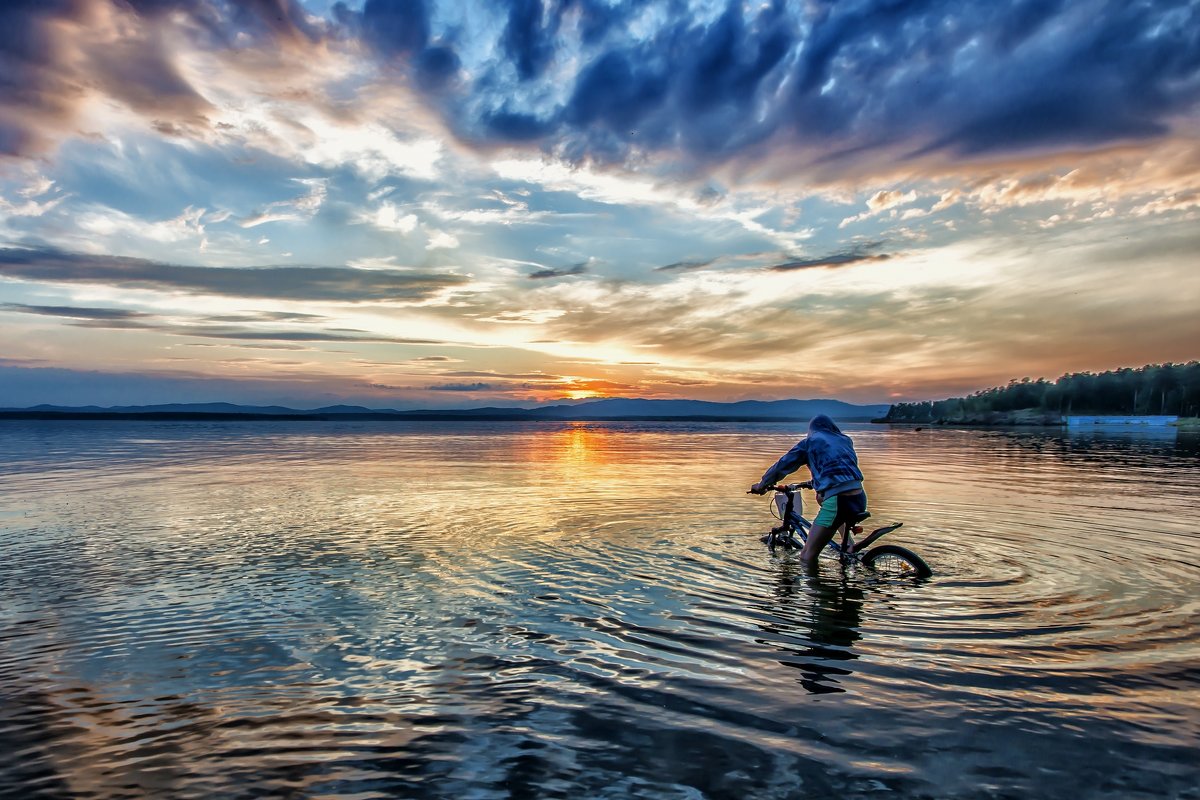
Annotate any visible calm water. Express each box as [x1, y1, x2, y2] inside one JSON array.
[[1, 421, 1198, 799]]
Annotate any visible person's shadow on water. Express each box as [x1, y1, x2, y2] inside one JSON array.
[[756, 559, 865, 694]]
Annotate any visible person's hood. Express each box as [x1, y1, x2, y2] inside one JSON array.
[[808, 414, 842, 435]]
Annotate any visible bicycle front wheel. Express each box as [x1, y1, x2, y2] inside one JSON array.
[[861, 544, 932, 578]]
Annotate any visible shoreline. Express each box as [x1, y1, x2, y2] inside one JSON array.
[[879, 417, 1198, 430], [0, 411, 877, 423], [4, 410, 1194, 428]]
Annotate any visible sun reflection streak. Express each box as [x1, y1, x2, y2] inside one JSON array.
[[559, 424, 604, 470]]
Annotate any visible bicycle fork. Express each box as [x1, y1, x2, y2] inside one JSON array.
[[766, 490, 805, 551]]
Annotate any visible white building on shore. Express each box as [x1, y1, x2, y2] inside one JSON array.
[[1065, 415, 1179, 427]]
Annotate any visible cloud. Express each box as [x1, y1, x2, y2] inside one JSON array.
[[0, 246, 468, 302], [186, 342, 308, 351], [353, 0, 468, 95], [200, 311, 328, 323], [528, 263, 587, 280], [476, 310, 565, 324], [0, 176, 69, 217], [175, 328, 434, 344], [238, 179, 328, 228], [0, 3, 71, 156], [9, 0, 1194, 199], [66, 205, 210, 252], [5, 0, 1197, 193], [0, 0, 326, 158], [422, 191, 551, 227], [0, 300, 446, 344], [359, 0, 431, 58], [2, 303, 154, 322], [426, 381, 496, 392], [656, 259, 716, 273], [867, 190, 919, 213], [766, 244, 892, 272], [358, 201, 419, 233], [436, 370, 556, 381], [425, 232, 458, 251], [346, 0, 1199, 179]]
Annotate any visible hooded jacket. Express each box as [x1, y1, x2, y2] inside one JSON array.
[[758, 414, 864, 497]]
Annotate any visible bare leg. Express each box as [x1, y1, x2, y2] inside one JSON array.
[[800, 522, 839, 563]]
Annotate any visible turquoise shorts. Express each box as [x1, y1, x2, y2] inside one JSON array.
[[814, 490, 868, 528]]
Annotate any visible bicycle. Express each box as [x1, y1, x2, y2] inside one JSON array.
[[753, 483, 932, 578]]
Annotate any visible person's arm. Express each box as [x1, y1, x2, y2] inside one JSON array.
[[750, 439, 810, 492]]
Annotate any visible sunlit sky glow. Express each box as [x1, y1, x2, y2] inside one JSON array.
[[1, 0, 1197, 409]]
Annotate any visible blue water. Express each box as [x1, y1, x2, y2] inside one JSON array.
[[1, 421, 1198, 798]]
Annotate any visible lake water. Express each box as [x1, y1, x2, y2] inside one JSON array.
[[1, 421, 1198, 799]]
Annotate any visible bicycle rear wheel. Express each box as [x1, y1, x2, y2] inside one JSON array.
[[861, 544, 932, 578]]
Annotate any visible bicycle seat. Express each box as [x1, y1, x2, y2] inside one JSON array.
[[848, 511, 871, 526]]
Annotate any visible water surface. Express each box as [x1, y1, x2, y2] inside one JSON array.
[[2, 421, 1198, 798]]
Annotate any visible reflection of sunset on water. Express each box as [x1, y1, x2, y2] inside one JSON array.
[[558, 423, 606, 470]]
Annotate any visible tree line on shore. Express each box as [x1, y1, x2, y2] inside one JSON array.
[[884, 362, 1200, 423]]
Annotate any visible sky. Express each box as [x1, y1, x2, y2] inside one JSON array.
[[0, 0, 1198, 409]]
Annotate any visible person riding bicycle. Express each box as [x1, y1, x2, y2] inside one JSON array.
[[749, 414, 868, 563]]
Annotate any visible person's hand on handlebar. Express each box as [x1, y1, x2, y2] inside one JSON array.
[[748, 481, 766, 494]]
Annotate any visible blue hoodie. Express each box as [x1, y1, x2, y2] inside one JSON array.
[[758, 415, 864, 497]]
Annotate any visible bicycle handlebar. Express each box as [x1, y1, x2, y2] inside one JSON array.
[[748, 481, 813, 494]]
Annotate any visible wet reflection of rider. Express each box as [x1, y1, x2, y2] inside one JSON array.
[[763, 563, 864, 694], [750, 415, 868, 564]]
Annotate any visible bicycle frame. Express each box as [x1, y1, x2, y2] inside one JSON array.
[[764, 484, 903, 560]]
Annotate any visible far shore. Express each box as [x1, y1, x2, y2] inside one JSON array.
[[3, 409, 1195, 429], [0, 410, 877, 423], [878, 415, 1198, 429]]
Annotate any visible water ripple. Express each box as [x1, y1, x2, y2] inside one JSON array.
[[1, 421, 1197, 798]]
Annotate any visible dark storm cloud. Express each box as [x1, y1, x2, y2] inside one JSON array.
[[0, 246, 468, 302], [119, 0, 320, 46], [7, 1, 1195, 170], [502, 0, 558, 81], [350, 0, 466, 91], [352, 0, 1199, 169], [352, 0, 633, 98], [414, 46, 461, 91], [357, 0, 430, 56]]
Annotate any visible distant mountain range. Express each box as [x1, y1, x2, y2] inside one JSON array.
[[0, 398, 889, 422]]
